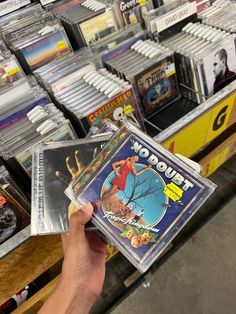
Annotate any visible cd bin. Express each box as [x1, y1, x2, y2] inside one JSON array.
[[0, 0, 236, 312]]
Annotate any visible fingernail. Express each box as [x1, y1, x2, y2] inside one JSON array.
[[81, 203, 93, 214]]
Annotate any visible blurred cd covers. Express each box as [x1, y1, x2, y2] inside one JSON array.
[[0, 0, 235, 269]]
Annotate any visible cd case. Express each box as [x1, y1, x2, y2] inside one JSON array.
[[0, 186, 30, 245], [66, 122, 216, 272], [31, 136, 110, 235]]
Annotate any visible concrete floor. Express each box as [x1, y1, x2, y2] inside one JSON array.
[[112, 196, 236, 314]]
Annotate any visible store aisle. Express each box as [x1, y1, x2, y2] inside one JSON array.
[[112, 196, 236, 314]]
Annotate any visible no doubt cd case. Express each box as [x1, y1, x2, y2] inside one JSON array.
[[66, 122, 216, 272]]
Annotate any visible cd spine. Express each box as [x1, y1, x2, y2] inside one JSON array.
[[31, 149, 44, 235]]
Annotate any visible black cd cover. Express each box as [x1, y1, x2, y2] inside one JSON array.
[[31, 137, 109, 235], [0, 188, 30, 245]]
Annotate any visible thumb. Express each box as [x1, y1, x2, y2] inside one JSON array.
[[69, 203, 94, 241]]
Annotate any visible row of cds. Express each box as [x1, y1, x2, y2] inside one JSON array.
[[35, 51, 144, 136], [0, 4, 72, 74], [198, 0, 236, 32], [102, 38, 180, 118], [0, 41, 25, 92], [145, 0, 189, 34], [57, 0, 119, 50], [45, 0, 155, 51], [0, 75, 77, 176], [162, 22, 236, 102]]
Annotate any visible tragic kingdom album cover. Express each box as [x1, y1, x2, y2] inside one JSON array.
[[70, 123, 216, 272]]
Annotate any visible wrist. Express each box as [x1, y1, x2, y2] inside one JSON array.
[[39, 279, 95, 314], [59, 279, 96, 313]]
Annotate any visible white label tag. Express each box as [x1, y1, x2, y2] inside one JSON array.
[[155, 2, 197, 33], [165, 63, 176, 77], [106, 19, 114, 28], [0, 0, 31, 17], [40, 0, 57, 6]]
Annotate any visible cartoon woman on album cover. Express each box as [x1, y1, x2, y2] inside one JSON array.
[[100, 155, 151, 202]]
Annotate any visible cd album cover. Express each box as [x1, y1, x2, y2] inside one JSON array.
[[20, 30, 72, 71], [0, 57, 24, 91], [201, 37, 236, 97], [31, 137, 109, 235], [79, 10, 119, 46], [0, 188, 30, 245], [68, 123, 216, 272], [16, 123, 76, 177], [82, 87, 144, 131], [115, 0, 152, 27], [135, 57, 179, 117]]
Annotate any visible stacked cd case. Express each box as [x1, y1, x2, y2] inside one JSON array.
[[162, 22, 236, 103], [35, 53, 144, 136], [113, 0, 153, 28], [64, 122, 216, 272], [102, 37, 180, 118], [50, 0, 119, 50], [145, 0, 189, 35], [0, 3, 73, 74], [0, 41, 25, 92], [198, 0, 236, 32], [31, 136, 111, 235], [0, 76, 77, 176]]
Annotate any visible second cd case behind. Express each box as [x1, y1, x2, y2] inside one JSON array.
[[31, 137, 110, 235]]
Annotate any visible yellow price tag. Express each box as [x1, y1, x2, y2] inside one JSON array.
[[7, 67, 19, 76], [166, 69, 176, 78], [124, 104, 133, 115], [108, 41, 117, 49], [139, 0, 147, 6], [164, 183, 183, 202], [57, 41, 67, 50]]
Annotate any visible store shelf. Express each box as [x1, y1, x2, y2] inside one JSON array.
[[0, 235, 62, 305]]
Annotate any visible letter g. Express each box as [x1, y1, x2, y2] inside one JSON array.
[[213, 106, 228, 131]]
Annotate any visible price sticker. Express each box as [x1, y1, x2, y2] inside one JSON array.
[[57, 41, 67, 50], [124, 104, 133, 115], [164, 183, 183, 202]]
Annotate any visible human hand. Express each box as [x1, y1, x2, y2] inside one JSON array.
[[55, 150, 85, 185], [39, 203, 106, 314], [55, 148, 98, 185]]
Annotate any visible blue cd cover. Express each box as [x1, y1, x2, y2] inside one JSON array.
[[134, 55, 180, 117], [68, 123, 216, 272]]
